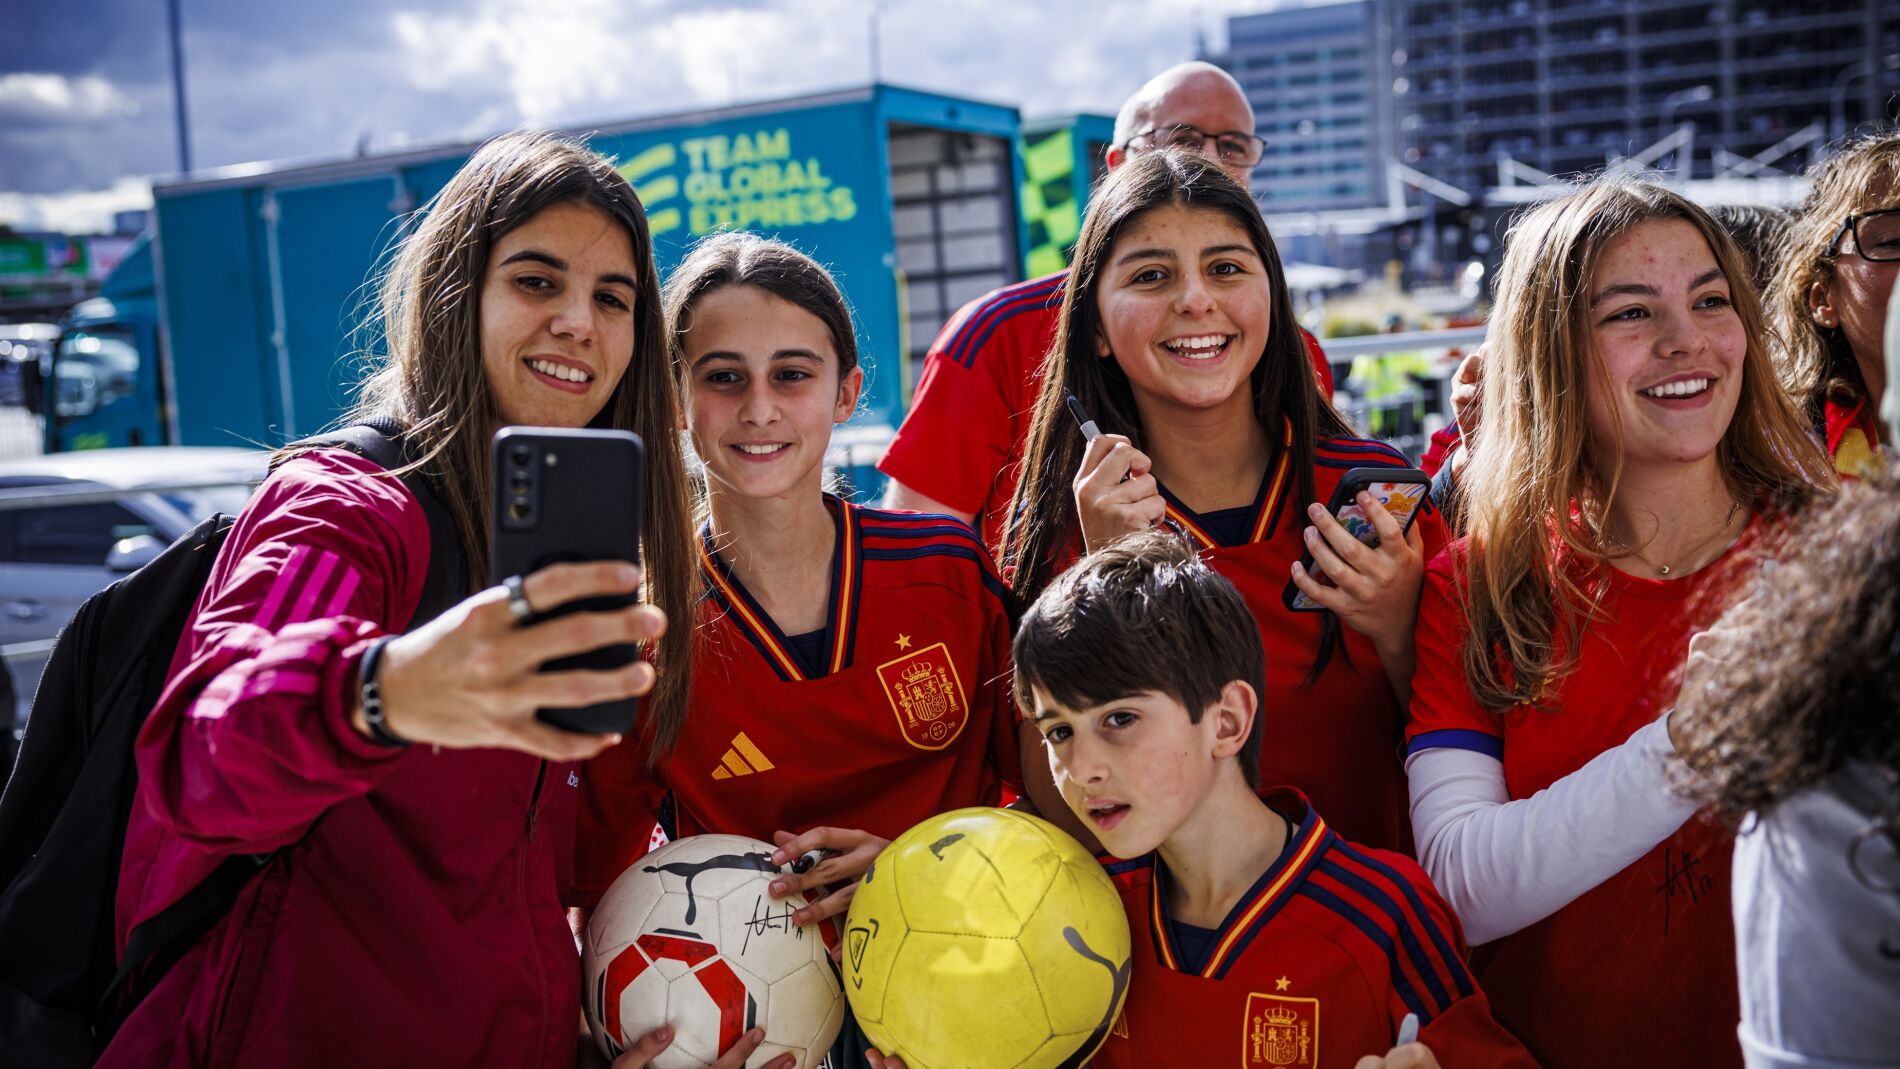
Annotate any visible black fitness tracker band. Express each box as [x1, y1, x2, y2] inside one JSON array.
[[358, 636, 409, 749]]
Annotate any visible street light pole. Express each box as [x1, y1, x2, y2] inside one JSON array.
[[167, 0, 192, 173], [1833, 55, 1900, 145], [868, 0, 886, 86]]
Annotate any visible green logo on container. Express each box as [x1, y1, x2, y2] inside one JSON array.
[[619, 127, 859, 239]]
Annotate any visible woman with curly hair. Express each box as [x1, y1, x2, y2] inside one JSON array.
[[1770, 133, 1900, 478], [1675, 473, 1900, 1067]]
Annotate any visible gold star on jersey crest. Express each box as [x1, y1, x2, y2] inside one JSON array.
[[1275, 976, 1291, 991], [895, 634, 913, 650]]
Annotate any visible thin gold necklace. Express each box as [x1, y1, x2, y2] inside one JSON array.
[[1613, 500, 1743, 578]]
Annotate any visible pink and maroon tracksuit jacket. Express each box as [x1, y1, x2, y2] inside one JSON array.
[[99, 449, 583, 1069]]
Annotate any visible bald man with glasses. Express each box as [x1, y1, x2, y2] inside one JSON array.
[[878, 62, 1335, 547]]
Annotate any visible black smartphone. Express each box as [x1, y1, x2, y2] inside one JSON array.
[[1281, 466, 1430, 613], [490, 427, 645, 735]]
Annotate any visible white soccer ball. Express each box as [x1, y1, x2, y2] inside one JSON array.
[[583, 833, 845, 1069]]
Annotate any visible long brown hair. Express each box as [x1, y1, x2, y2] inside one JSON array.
[[1768, 133, 1900, 420], [1002, 150, 1350, 610], [344, 130, 696, 758], [1459, 175, 1831, 711]]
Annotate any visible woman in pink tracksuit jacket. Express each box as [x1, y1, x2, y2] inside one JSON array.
[[97, 131, 700, 1069]]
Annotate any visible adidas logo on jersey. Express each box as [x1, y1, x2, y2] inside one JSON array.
[[711, 732, 775, 779]]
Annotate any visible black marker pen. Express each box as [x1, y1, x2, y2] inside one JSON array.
[[791, 848, 841, 875], [1064, 390, 1101, 442]]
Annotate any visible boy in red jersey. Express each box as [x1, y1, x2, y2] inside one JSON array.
[[1013, 531, 1534, 1069]]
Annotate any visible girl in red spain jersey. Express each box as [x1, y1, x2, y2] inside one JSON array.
[[1770, 133, 1899, 479], [1002, 150, 1446, 853], [1405, 176, 1834, 1069], [575, 234, 1034, 1062]]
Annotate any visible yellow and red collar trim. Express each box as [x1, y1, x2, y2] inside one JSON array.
[[1159, 421, 1295, 550], [697, 495, 861, 681], [1149, 795, 1330, 979]]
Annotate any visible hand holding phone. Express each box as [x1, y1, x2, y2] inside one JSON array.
[[1282, 467, 1429, 614], [491, 427, 647, 735]]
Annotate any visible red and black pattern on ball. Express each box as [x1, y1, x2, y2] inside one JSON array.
[[600, 933, 753, 1056]]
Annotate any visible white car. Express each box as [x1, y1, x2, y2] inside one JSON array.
[[0, 447, 267, 737]]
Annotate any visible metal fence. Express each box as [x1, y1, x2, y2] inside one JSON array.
[[1323, 325, 1486, 462]]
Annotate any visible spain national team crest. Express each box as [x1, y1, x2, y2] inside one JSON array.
[[875, 641, 969, 750], [1242, 993, 1318, 1067]]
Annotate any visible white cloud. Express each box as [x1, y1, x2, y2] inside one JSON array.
[[386, 0, 1281, 133], [0, 176, 152, 233], [0, 73, 139, 126], [7, 0, 1292, 199]]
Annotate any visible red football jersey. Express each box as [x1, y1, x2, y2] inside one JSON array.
[[573, 499, 1020, 906], [1418, 421, 1461, 478], [1157, 435, 1447, 852], [1094, 790, 1536, 1069], [1823, 389, 1882, 479], [879, 270, 1335, 551], [1407, 531, 1758, 1069]]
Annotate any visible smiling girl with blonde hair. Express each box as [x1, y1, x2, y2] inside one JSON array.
[[1405, 174, 1831, 1068]]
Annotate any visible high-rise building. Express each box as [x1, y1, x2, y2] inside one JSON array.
[[1216, 2, 1395, 214], [1392, 0, 1900, 197]]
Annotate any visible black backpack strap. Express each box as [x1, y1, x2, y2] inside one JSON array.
[[98, 422, 470, 1037], [289, 419, 469, 624], [98, 853, 269, 1036]]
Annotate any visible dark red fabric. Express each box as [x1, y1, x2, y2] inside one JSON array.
[[101, 450, 581, 1069]]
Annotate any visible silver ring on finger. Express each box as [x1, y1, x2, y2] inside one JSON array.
[[503, 574, 536, 624]]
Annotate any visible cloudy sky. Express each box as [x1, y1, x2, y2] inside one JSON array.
[[1, 0, 1301, 232]]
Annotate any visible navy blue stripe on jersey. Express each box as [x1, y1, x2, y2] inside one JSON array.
[[861, 523, 984, 545], [1315, 454, 1411, 471], [941, 274, 1066, 368], [942, 274, 1066, 369], [1406, 728, 1504, 760], [858, 512, 985, 543], [1315, 858, 1456, 1016], [700, 579, 797, 683], [860, 544, 1010, 603], [1317, 437, 1412, 464], [1297, 882, 1432, 1020], [1102, 856, 1151, 877], [1333, 841, 1477, 1001]]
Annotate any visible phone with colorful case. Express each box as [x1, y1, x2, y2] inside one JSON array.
[[1281, 467, 1430, 613]]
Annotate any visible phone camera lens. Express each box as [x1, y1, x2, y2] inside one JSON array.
[[509, 445, 533, 467], [509, 499, 532, 523], [509, 470, 531, 493]]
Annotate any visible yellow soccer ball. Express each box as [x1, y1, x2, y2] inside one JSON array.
[[842, 807, 1131, 1069]]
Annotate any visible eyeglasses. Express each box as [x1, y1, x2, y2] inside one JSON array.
[[1126, 124, 1268, 168], [1825, 208, 1900, 262]]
